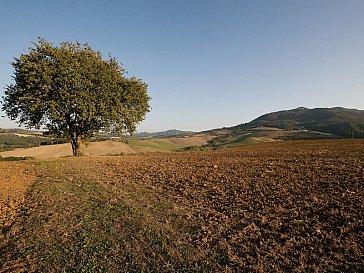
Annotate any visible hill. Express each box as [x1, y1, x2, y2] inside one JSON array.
[[199, 107, 364, 148], [236, 107, 364, 138], [2, 107, 363, 154]]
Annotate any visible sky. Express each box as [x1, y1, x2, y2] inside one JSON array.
[[1, 0, 364, 132]]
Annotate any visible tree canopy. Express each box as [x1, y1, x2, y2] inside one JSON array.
[[2, 38, 150, 155]]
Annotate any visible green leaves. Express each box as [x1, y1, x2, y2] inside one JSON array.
[[2, 37, 150, 154]]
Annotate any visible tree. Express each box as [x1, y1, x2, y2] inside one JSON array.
[[2, 38, 150, 155]]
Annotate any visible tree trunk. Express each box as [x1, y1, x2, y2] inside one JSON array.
[[70, 135, 84, 156]]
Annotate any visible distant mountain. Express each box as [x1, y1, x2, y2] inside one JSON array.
[[133, 129, 194, 139], [235, 107, 364, 138]]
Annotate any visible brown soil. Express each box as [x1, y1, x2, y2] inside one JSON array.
[[0, 162, 35, 272], [1, 139, 363, 272], [0, 163, 35, 235], [65, 140, 363, 272]]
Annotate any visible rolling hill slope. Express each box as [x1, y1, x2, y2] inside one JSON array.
[[234, 107, 364, 138], [1, 107, 363, 156]]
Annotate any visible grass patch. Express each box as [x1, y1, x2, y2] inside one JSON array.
[[128, 139, 182, 151], [223, 135, 260, 147]]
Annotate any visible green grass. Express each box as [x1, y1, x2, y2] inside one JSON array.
[[128, 139, 182, 151], [180, 135, 262, 151], [223, 135, 261, 147]]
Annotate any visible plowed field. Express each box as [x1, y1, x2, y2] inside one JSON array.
[[1, 139, 363, 272]]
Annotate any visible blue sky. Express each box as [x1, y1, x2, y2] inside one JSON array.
[[1, 0, 364, 132]]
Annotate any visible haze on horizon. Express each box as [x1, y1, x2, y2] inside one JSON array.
[[1, 0, 364, 133]]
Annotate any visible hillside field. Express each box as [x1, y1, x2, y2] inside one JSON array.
[[0, 139, 363, 272], [0, 135, 215, 159]]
